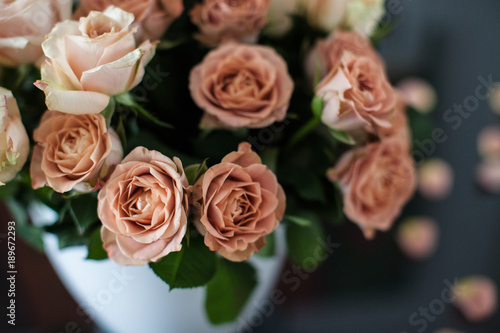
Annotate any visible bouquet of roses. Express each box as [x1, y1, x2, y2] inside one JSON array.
[[0, 0, 425, 324]]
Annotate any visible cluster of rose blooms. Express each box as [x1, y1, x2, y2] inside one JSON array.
[[0, 0, 415, 266]]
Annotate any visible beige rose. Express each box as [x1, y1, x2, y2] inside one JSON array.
[[0, 0, 71, 67], [189, 43, 294, 129], [98, 147, 188, 265], [190, 0, 270, 47], [306, 29, 383, 85], [73, 0, 183, 43], [191, 142, 286, 261], [328, 140, 416, 239], [34, 6, 156, 115], [297, 0, 384, 34], [316, 52, 396, 133], [265, 0, 297, 36], [0, 87, 29, 185], [30, 111, 123, 193]]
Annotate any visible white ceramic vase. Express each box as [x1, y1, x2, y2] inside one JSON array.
[[44, 228, 286, 333]]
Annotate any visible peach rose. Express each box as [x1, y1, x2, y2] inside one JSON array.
[[316, 52, 396, 133], [0, 0, 71, 66], [191, 142, 286, 261], [73, 0, 183, 43], [328, 140, 416, 239], [189, 43, 293, 129], [418, 159, 454, 201], [0, 87, 29, 185], [34, 6, 156, 115], [190, 0, 270, 47], [30, 111, 123, 193], [306, 29, 383, 84], [98, 147, 188, 265]]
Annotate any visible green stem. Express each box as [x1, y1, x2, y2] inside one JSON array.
[[286, 117, 321, 150]]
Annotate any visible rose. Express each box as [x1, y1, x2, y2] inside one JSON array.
[[297, 0, 384, 34], [0, 0, 71, 67], [189, 43, 294, 129], [376, 93, 411, 147], [316, 52, 396, 133], [30, 111, 123, 193], [306, 29, 383, 85], [0, 87, 29, 185], [190, 0, 270, 47], [34, 6, 156, 115], [344, 0, 385, 36], [73, 0, 183, 43], [190, 142, 285, 261], [327, 140, 416, 239], [98, 147, 188, 265]]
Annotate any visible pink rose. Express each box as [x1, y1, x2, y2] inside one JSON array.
[[306, 29, 383, 84], [98, 147, 188, 265], [35, 6, 156, 115], [190, 0, 270, 47], [30, 111, 123, 193], [0, 0, 71, 66], [417, 158, 454, 201], [328, 140, 416, 239], [0, 87, 30, 185], [316, 52, 396, 133], [396, 217, 439, 260], [189, 43, 293, 129], [191, 142, 286, 261], [73, 0, 183, 43]]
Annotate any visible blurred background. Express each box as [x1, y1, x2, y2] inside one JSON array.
[[2, 0, 500, 332]]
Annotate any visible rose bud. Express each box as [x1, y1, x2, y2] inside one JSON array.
[[418, 159, 454, 201], [397, 78, 437, 114], [328, 139, 416, 239], [35, 6, 156, 114], [190, 0, 270, 47], [0, 0, 70, 67], [30, 111, 123, 193], [396, 217, 439, 260], [189, 42, 293, 129], [0, 87, 30, 185], [98, 147, 188, 265], [73, 0, 183, 43], [452, 276, 498, 322], [190, 142, 286, 261], [477, 126, 500, 159]]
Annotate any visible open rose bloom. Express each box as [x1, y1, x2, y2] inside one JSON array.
[[0, 0, 71, 66], [0, 87, 29, 185], [191, 142, 286, 261], [35, 6, 156, 114], [30, 111, 123, 193], [328, 140, 416, 239], [190, 43, 294, 129], [98, 147, 188, 265], [73, 0, 183, 43]]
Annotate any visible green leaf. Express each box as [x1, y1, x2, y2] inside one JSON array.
[[205, 258, 257, 324], [69, 195, 99, 235], [149, 236, 216, 289], [286, 217, 325, 268], [256, 232, 275, 258], [100, 97, 116, 126], [311, 95, 324, 119], [87, 228, 108, 260], [184, 159, 208, 185], [330, 181, 345, 225], [329, 128, 356, 145], [115, 92, 173, 129]]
